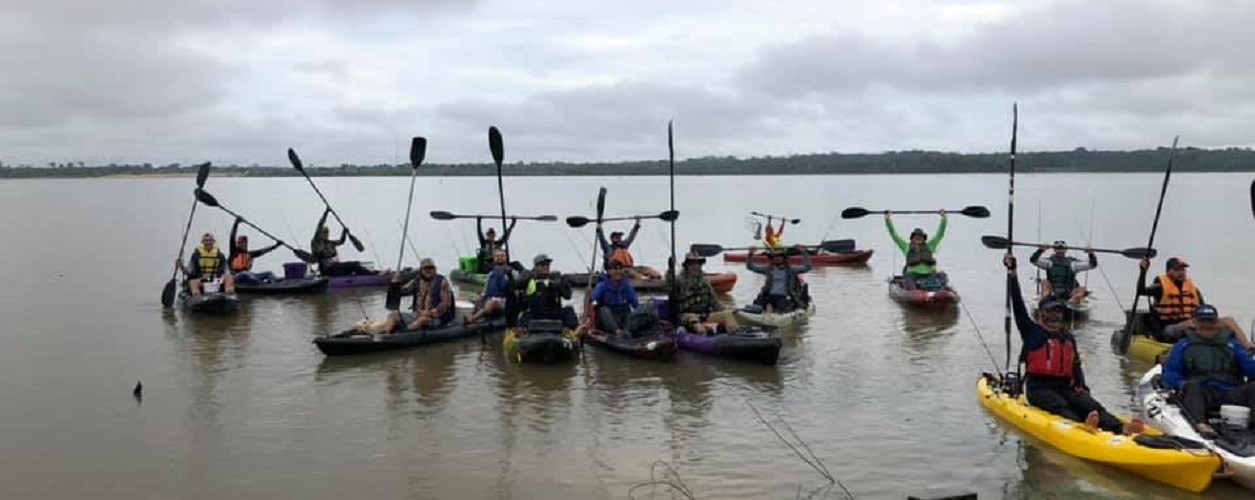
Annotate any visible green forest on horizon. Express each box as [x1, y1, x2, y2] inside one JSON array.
[[3, 147, 1254, 178]]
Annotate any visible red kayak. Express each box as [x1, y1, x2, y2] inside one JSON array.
[[888, 276, 959, 311], [722, 249, 873, 266]]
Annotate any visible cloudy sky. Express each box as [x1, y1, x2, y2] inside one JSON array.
[[1, 0, 1250, 166]]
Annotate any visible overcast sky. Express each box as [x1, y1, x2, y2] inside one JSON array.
[[1, 0, 1250, 165]]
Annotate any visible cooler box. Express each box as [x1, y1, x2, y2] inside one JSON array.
[[459, 256, 479, 274], [283, 262, 308, 280]]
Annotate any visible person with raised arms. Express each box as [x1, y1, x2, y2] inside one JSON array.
[[885, 210, 947, 290]]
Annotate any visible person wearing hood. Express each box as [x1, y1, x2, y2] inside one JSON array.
[[885, 210, 947, 290]]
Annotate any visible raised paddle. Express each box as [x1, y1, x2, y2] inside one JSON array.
[[583, 187, 608, 298], [1002, 103, 1018, 372], [429, 211, 557, 222], [489, 126, 509, 263], [1249, 178, 1254, 220], [387, 136, 426, 312], [688, 239, 856, 258], [979, 236, 1157, 259], [161, 162, 212, 308], [1115, 136, 1179, 355], [288, 147, 365, 252], [750, 211, 801, 224], [565, 210, 679, 228], [194, 189, 317, 264], [841, 205, 990, 219], [666, 121, 678, 324]]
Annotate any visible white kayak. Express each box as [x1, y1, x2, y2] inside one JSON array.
[[733, 301, 816, 329], [1138, 365, 1255, 490]]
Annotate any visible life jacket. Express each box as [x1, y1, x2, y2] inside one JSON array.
[[194, 246, 223, 278], [412, 275, 454, 322], [525, 276, 564, 318], [1155, 275, 1200, 323], [311, 237, 338, 264], [1046, 256, 1077, 295], [1182, 329, 1243, 387], [1024, 330, 1077, 380], [906, 243, 935, 267], [229, 249, 253, 273], [609, 247, 634, 267], [678, 272, 713, 314], [765, 230, 782, 250]]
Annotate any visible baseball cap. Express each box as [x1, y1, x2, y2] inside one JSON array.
[[610, 231, 624, 239], [1052, 240, 1066, 248], [420, 257, 436, 269], [1194, 304, 1219, 320], [533, 253, 553, 265], [1166, 257, 1189, 270], [1038, 298, 1068, 311]]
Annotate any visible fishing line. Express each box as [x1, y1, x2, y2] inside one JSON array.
[[960, 299, 1006, 375], [1071, 217, 1125, 313], [394, 220, 423, 267]]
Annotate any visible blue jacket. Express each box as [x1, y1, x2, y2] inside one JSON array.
[[484, 267, 512, 299], [1162, 334, 1255, 392], [591, 275, 639, 317]]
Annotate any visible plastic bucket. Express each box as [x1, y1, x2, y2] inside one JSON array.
[[283, 262, 307, 280], [202, 281, 221, 294], [1220, 405, 1250, 429]]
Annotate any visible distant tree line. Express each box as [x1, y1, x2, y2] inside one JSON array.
[[2, 147, 1254, 179]]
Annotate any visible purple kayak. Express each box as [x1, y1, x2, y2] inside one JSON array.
[[324, 268, 419, 288], [671, 327, 781, 365]]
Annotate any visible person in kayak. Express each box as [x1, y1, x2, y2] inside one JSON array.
[[311, 209, 377, 276], [1161, 304, 1255, 438], [597, 217, 661, 279], [228, 217, 283, 286], [1005, 253, 1144, 435], [746, 245, 812, 314], [515, 254, 578, 330], [589, 260, 641, 337], [1030, 241, 1096, 306], [1138, 257, 1204, 342], [886, 210, 947, 290], [476, 216, 517, 273], [379, 258, 455, 331], [764, 216, 785, 250], [176, 232, 236, 295], [466, 249, 517, 325], [669, 252, 740, 335]]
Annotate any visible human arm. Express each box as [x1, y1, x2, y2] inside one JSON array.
[[1004, 255, 1038, 345], [884, 217, 908, 253], [558, 274, 573, 299], [927, 213, 948, 251], [230, 218, 242, 255], [595, 227, 611, 255], [745, 247, 769, 274], [1029, 247, 1049, 270], [1232, 339, 1255, 379], [251, 243, 282, 259], [1135, 259, 1161, 300], [476, 217, 488, 247], [1071, 251, 1098, 272], [622, 220, 641, 248], [501, 217, 518, 245], [791, 245, 812, 274], [1161, 342, 1190, 391], [314, 209, 330, 237]]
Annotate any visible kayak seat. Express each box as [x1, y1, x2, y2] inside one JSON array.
[[525, 319, 565, 334]]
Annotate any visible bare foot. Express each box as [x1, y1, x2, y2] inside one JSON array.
[[1123, 418, 1145, 436], [1197, 423, 1217, 439], [1084, 411, 1101, 430]]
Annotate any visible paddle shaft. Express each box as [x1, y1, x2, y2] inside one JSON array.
[[997, 240, 1142, 256], [299, 172, 356, 241], [207, 205, 301, 255], [667, 121, 678, 324], [1004, 104, 1018, 371], [170, 196, 201, 280], [1120, 137, 1178, 351], [396, 166, 419, 270]]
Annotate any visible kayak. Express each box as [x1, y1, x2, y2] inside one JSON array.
[[503, 320, 581, 363], [733, 301, 816, 330], [179, 291, 240, 315], [581, 327, 677, 361], [1030, 294, 1093, 321], [323, 267, 418, 288], [722, 249, 874, 266], [888, 276, 959, 311], [566, 271, 738, 294], [670, 326, 781, 365], [1112, 311, 1174, 364], [450, 269, 488, 287], [1138, 365, 1255, 491], [235, 277, 329, 295], [978, 374, 1219, 493], [314, 318, 507, 356]]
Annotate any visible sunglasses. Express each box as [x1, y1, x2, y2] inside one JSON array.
[[421, 266, 435, 270]]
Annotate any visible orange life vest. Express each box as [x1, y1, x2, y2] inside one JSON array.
[[609, 247, 634, 267], [1155, 275, 1200, 323], [229, 251, 253, 273]]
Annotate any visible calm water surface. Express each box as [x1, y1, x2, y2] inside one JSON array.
[[0, 173, 1252, 499]]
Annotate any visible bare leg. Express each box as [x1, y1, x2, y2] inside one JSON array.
[[222, 274, 235, 294], [1070, 286, 1088, 305], [1039, 280, 1053, 298], [188, 278, 203, 295]]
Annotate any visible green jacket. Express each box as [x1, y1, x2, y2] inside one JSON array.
[[886, 217, 947, 275]]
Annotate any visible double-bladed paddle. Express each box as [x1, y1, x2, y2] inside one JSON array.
[[429, 211, 557, 222], [1249, 178, 1254, 220], [194, 189, 318, 264], [1115, 137, 1179, 354], [288, 147, 365, 252], [688, 239, 855, 258], [161, 162, 212, 308], [387, 136, 426, 312], [749, 211, 800, 224], [979, 235, 1156, 259], [565, 210, 678, 228], [841, 205, 990, 219]]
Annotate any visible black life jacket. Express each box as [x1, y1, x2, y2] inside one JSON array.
[[906, 243, 935, 266], [1182, 329, 1243, 387], [525, 276, 565, 319], [1046, 256, 1078, 295]]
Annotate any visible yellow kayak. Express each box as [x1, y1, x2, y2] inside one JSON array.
[[977, 375, 1219, 493], [1112, 311, 1174, 364], [503, 320, 580, 364]]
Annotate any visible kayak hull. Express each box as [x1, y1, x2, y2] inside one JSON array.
[[235, 277, 329, 295], [722, 249, 873, 266], [670, 327, 781, 365], [179, 291, 240, 315], [1113, 311, 1173, 363], [978, 375, 1218, 493], [582, 329, 677, 361], [888, 276, 959, 311], [450, 269, 488, 287], [733, 302, 816, 330], [324, 268, 417, 288], [504, 328, 581, 364], [314, 318, 506, 356], [566, 272, 737, 294]]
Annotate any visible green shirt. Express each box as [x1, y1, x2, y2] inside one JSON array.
[[886, 217, 947, 275]]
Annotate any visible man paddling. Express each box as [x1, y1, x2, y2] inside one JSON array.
[[597, 217, 661, 279], [176, 232, 236, 295], [228, 217, 282, 285], [1138, 257, 1204, 342], [466, 250, 516, 325], [1030, 241, 1096, 306], [1162, 304, 1255, 438], [312, 208, 377, 276], [886, 210, 947, 290], [1005, 253, 1144, 435], [669, 252, 739, 335], [746, 245, 811, 314]]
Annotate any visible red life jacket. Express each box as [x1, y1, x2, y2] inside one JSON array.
[[1024, 332, 1076, 379]]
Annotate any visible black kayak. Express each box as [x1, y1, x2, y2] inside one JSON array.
[[179, 291, 240, 315], [314, 318, 507, 356], [235, 277, 329, 295], [583, 328, 677, 361]]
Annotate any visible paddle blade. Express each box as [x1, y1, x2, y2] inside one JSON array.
[[789, 218, 801, 225], [161, 279, 176, 308], [194, 188, 219, 207], [194, 162, 211, 188], [980, 235, 1011, 250], [566, 216, 591, 228], [1249, 179, 1254, 220], [535, 215, 558, 222], [1121, 247, 1158, 259], [410, 137, 427, 168], [488, 127, 504, 166], [819, 239, 855, 253], [962, 205, 992, 218], [348, 233, 365, 252], [287, 148, 304, 172], [429, 211, 455, 221], [689, 244, 723, 257], [596, 187, 607, 222], [384, 282, 401, 311], [841, 207, 870, 219], [658, 210, 679, 222], [292, 249, 318, 263]]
